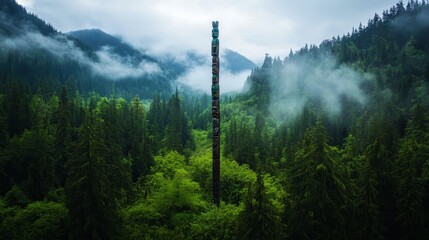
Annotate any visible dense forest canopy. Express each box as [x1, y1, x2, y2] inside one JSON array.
[[1, 0, 429, 239]]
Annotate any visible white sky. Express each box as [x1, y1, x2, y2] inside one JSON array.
[[17, 0, 400, 64]]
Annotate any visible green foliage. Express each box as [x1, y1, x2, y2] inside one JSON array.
[[151, 151, 186, 178], [286, 121, 350, 239], [356, 159, 384, 240], [65, 110, 122, 240], [237, 173, 283, 240], [190, 203, 242, 240], [394, 138, 425, 239], [164, 90, 194, 154], [125, 165, 207, 239], [4, 185, 30, 207], [188, 131, 256, 204], [2, 128, 56, 200], [0, 201, 68, 240]]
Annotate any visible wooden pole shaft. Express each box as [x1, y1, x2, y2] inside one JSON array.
[[211, 21, 220, 206]]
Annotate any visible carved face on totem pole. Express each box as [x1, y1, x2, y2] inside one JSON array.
[[211, 39, 219, 56], [212, 105, 220, 118], [213, 135, 220, 158], [213, 118, 220, 135], [212, 85, 219, 100], [212, 64, 219, 76], [212, 74, 219, 84]]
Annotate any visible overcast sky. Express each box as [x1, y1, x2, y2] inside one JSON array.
[[17, 0, 400, 64]]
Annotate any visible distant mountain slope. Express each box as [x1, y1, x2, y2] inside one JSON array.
[[68, 29, 157, 64], [1, 0, 255, 98], [0, 0, 56, 36], [69, 29, 256, 75], [223, 49, 256, 73], [0, 0, 172, 99]]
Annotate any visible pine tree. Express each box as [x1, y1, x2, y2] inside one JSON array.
[[0, 96, 8, 147], [365, 113, 399, 239], [394, 138, 425, 239], [147, 95, 166, 150], [356, 160, 384, 240], [65, 108, 121, 240], [22, 128, 55, 200], [99, 97, 132, 202], [237, 172, 283, 240], [394, 103, 428, 239], [165, 90, 194, 153], [165, 90, 182, 152], [54, 87, 72, 186], [287, 121, 349, 239], [125, 96, 153, 180]]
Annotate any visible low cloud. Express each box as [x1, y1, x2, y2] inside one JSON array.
[[91, 46, 160, 79], [176, 54, 251, 93], [0, 30, 161, 80], [270, 52, 371, 117], [20, 0, 401, 64]]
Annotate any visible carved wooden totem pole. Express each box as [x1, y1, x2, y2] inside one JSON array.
[[212, 21, 220, 206]]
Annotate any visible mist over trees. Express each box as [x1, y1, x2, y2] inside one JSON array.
[[1, 0, 429, 239]]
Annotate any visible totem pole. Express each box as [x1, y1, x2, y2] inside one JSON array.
[[212, 21, 220, 206]]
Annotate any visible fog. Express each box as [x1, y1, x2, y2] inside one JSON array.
[[270, 52, 372, 117], [177, 54, 252, 94], [0, 30, 161, 80]]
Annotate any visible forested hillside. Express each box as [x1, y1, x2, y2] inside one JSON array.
[[0, 0, 174, 99], [1, 0, 429, 239]]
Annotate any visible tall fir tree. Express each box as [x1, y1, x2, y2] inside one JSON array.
[[237, 172, 283, 240], [287, 121, 349, 239], [65, 107, 121, 240], [54, 87, 72, 186]]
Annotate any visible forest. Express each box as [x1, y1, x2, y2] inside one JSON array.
[[1, 0, 429, 239]]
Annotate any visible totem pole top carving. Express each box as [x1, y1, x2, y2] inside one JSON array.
[[212, 21, 219, 38]]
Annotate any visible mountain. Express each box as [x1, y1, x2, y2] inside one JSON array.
[[68, 29, 157, 65], [0, 0, 56, 36], [0, 0, 173, 99], [223, 49, 256, 73], [70, 28, 256, 73]]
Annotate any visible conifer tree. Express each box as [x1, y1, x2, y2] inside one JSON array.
[[54, 87, 71, 186], [356, 160, 384, 240], [365, 113, 399, 239], [125, 96, 153, 180], [237, 172, 282, 240], [147, 95, 166, 150], [165, 90, 182, 152], [394, 103, 428, 238], [65, 107, 121, 240], [287, 121, 349, 239], [394, 138, 425, 239]]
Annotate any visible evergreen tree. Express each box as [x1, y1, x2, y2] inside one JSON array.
[[22, 128, 55, 200], [54, 87, 72, 186], [165, 90, 183, 152], [165, 89, 194, 153], [287, 121, 349, 239], [365, 113, 399, 239], [237, 172, 283, 240], [147, 94, 166, 150], [125, 96, 153, 180], [356, 160, 384, 240], [0, 95, 9, 147], [5, 83, 31, 136], [394, 103, 429, 238], [99, 97, 132, 202], [65, 108, 121, 239], [394, 138, 425, 239]]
